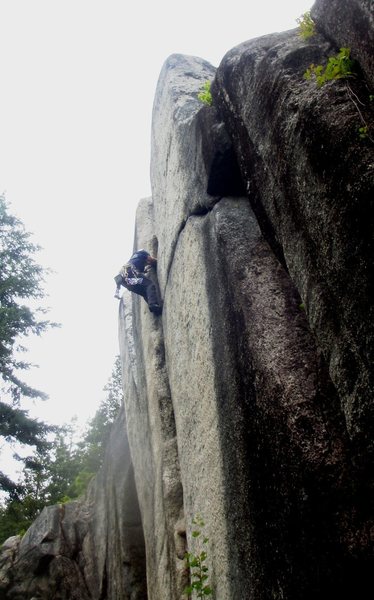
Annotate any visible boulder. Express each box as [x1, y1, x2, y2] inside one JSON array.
[[312, 0, 374, 87], [150, 54, 245, 292], [120, 33, 373, 594], [213, 28, 374, 459]]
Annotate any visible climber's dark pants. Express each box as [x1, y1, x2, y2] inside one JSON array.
[[124, 277, 158, 307]]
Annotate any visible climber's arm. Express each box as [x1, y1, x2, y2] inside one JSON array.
[[146, 256, 157, 267]]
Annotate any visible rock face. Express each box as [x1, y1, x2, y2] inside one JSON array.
[[212, 26, 374, 461], [312, 0, 374, 87], [1, 2, 373, 598]]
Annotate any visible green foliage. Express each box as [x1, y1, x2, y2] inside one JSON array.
[[77, 355, 123, 473], [0, 426, 81, 543], [0, 356, 122, 543], [0, 402, 50, 447], [303, 47, 354, 87], [0, 495, 41, 542], [0, 203, 123, 537], [0, 195, 58, 493], [197, 81, 213, 106], [68, 470, 95, 498], [303, 48, 373, 143], [0, 195, 57, 402], [184, 516, 213, 598], [296, 11, 315, 39], [358, 125, 369, 139], [41, 426, 84, 503]]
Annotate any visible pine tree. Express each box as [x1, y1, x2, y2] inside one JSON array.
[[78, 355, 123, 472], [0, 356, 123, 542], [0, 195, 56, 494]]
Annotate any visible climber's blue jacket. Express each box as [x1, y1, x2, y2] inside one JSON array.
[[128, 249, 150, 273]]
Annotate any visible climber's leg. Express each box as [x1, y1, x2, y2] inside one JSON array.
[[122, 276, 162, 314], [142, 278, 162, 314], [143, 277, 160, 312], [122, 281, 147, 300]]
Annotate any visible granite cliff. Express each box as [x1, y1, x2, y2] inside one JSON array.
[[1, 0, 373, 598]]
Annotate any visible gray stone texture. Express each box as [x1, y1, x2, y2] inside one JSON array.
[[150, 54, 217, 292], [161, 196, 352, 599], [123, 44, 373, 598], [2, 3, 373, 599], [118, 198, 187, 600], [312, 0, 374, 87], [213, 27, 374, 459]]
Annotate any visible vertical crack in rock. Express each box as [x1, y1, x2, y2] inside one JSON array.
[[2, 9, 373, 599], [162, 193, 362, 598], [119, 196, 186, 599]]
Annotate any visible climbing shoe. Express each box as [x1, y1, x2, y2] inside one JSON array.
[[149, 303, 162, 316]]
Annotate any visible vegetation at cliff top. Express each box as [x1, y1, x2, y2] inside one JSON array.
[[304, 47, 355, 87], [198, 81, 213, 106], [296, 11, 316, 39], [303, 49, 373, 143]]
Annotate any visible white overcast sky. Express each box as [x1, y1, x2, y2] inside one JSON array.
[[0, 0, 313, 431]]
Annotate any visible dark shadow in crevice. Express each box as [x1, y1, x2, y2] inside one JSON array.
[[207, 146, 247, 197], [34, 554, 54, 576], [197, 104, 247, 199]]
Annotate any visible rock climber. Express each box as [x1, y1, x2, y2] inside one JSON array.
[[114, 249, 162, 315]]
